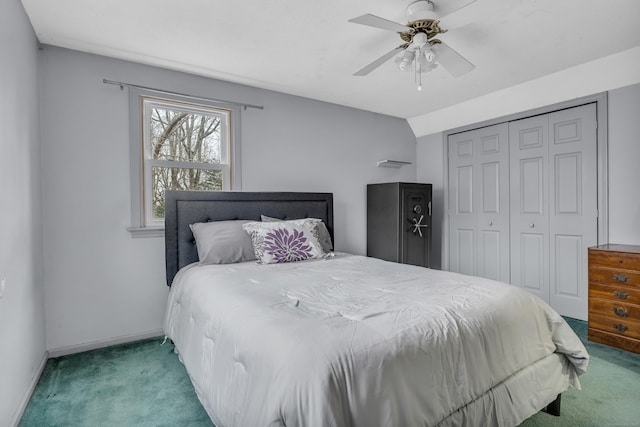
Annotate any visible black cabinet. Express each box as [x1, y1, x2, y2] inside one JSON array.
[[367, 182, 432, 268]]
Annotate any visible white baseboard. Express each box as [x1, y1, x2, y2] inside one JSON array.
[[48, 329, 164, 358], [10, 350, 49, 427]]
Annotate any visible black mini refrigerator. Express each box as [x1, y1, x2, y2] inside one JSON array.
[[366, 182, 432, 268]]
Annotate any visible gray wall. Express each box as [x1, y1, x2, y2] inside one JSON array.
[[416, 134, 445, 269], [417, 82, 640, 269], [608, 83, 640, 244], [39, 46, 417, 353], [0, 0, 46, 424]]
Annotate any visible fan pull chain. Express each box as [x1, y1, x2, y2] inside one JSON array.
[[415, 57, 423, 91]]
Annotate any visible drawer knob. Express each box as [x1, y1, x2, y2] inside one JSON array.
[[613, 323, 629, 333], [613, 291, 630, 299], [613, 274, 629, 282], [612, 307, 629, 318]]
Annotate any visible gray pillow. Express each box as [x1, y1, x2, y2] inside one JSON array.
[[189, 220, 256, 264], [260, 215, 334, 253]]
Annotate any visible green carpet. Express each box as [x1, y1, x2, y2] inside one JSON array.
[[19, 338, 212, 427], [19, 319, 640, 426], [520, 318, 640, 427]]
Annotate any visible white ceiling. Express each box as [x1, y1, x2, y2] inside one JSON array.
[[21, 0, 640, 119]]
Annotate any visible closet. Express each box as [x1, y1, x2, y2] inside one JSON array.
[[448, 103, 598, 320]]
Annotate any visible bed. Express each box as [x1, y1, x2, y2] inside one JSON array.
[[163, 190, 588, 427]]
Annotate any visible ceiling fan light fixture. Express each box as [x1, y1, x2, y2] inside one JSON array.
[[348, 0, 476, 86]]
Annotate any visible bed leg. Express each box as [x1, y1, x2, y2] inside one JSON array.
[[543, 394, 561, 416]]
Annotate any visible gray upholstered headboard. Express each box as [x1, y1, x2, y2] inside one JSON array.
[[164, 190, 334, 285]]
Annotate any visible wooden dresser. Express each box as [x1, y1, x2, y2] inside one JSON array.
[[588, 244, 640, 353]]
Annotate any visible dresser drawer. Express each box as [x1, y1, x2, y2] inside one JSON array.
[[587, 328, 640, 354], [589, 298, 640, 322], [588, 268, 640, 287], [589, 282, 640, 305], [589, 250, 640, 270], [588, 245, 640, 353], [589, 313, 640, 340]]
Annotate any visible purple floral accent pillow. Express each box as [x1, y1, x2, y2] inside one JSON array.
[[242, 221, 325, 264], [260, 216, 333, 253]]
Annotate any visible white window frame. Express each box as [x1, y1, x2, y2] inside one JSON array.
[[128, 88, 242, 237]]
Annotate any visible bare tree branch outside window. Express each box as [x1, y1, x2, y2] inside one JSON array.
[[146, 104, 228, 219]]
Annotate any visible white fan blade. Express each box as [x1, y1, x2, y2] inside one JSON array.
[[354, 46, 405, 76], [348, 14, 409, 33], [434, 0, 478, 17], [436, 41, 475, 77]]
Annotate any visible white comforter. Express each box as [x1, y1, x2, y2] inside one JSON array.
[[164, 253, 588, 427]]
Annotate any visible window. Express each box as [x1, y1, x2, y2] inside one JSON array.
[[129, 89, 241, 236], [142, 97, 231, 226]]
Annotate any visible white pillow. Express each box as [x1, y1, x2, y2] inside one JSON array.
[[260, 215, 334, 253], [243, 220, 325, 264], [190, 220, 256, 264]]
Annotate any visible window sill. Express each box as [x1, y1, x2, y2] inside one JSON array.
[[127, 227, 165, 238]]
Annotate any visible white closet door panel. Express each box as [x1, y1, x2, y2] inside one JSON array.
[[448, 135, 476, 275], [481, 162, 499, 213], [509, 115, 550, 302], [520, 157, 544, 214], [456, 165, 474, 214], [554, 235, 581, 295], [555, 154, 580, 213], [480, 230, 501, 280], [448, 124, 509, 279], [455, 228, 475, 275], [478, 162, 502, 280], [548, 103, 597, 320], [476, 124, 510, 281], [520, 232, 545, 293]]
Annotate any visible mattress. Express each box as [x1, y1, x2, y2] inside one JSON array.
[[164, 253, 588, 427]]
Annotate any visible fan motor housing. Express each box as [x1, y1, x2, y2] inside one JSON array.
[[400, 19, 447, 44]]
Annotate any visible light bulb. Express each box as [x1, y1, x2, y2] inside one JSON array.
[[424, 49, 435, 62], [398, 50, 415, 71], [419, 44, 436, 63], [418, 84, 423, 91]]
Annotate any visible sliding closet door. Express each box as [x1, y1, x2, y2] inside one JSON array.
[[509, 116, 550, 302], [548, 104, 598, 319], [449, 123, 510, 280]]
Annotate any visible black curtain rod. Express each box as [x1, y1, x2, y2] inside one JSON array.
[[102, 79, 264, 110]]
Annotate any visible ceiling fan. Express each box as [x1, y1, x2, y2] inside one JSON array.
[[349, 0, 477, 90]]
